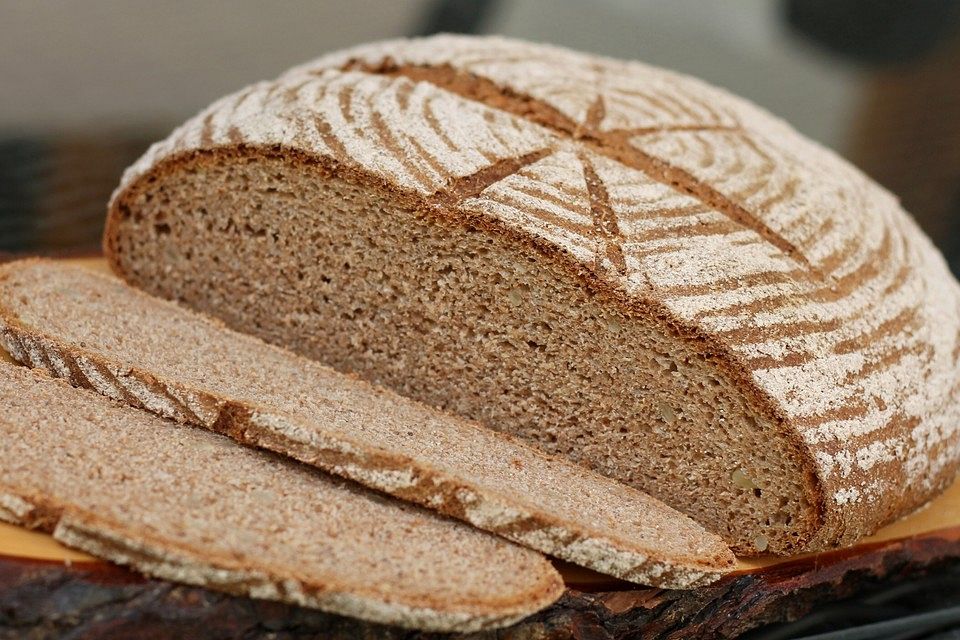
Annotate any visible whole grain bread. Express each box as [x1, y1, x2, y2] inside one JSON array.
[[104, 35, 960, 555], [0, 259, 734, 587], [0, 361, 563, 632]]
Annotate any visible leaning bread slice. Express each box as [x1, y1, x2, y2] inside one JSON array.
[[0, 362, 562, 631], [0, 260, 734, 587]]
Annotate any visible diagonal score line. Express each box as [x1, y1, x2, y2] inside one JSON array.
[[579, 150, 627, 275], [338, 60, 816, 275], [580, 95, 606, 137], [429, 147, 553, 207]]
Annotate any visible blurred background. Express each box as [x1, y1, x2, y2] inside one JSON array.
[[1, 0, 959, 275], [2, 4, 960, 637]]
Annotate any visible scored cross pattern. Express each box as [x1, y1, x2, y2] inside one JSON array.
[[344, 61, 815, 278]]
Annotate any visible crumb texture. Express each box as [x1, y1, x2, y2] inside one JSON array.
[[0, 362, 563, 632], [107, 35, 960, 553], [0, 260, 733, 587]]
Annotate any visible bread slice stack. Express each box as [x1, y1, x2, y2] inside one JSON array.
[[104, 34, 960, 556], [0, 259, 734, 589], [0, 361, 563, 632]]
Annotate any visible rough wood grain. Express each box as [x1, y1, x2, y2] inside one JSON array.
[[3, 527, 959, 640]]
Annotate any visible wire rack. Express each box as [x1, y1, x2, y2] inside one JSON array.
[[0, 134, 153, 254], [744, 561, 960, 639]]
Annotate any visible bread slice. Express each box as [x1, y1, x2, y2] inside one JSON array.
[[103, 35, 960, 555], [0, 361, 563, 631], [0, 259, 734, 588]]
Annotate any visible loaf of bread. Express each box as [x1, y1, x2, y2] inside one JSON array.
[[0, 259, 733, 587], [0, 362, 563, 632], [105, 35, 960, 555]]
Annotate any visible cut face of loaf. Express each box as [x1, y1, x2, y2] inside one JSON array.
[[105, 35, 960, 555], [0, 363, 564, 632], [0, 260, 734, 588]]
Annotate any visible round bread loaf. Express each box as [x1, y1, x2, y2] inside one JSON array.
[[105, 35, 960, 555]]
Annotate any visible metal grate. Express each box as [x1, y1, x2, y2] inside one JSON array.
[[0, 134, 154, 254], [746, 567, 960, 639]]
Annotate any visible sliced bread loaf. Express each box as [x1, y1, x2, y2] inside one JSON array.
[[0, 361, 563, 631], [104, 35, 960, 555], [0, 259, 734, 587]]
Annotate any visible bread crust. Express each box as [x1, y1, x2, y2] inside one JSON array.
[[0, 259, 735, 587], [104, 35, 960, 553]]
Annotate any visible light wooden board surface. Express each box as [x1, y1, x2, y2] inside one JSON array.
[[1, 257, 958, 582]]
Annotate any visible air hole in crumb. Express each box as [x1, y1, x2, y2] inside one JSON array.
[[243, 224, 267, 238], [154, 223, 171, 236]]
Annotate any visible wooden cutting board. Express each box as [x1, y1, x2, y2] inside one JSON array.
[[2, 257, 959, 638]]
